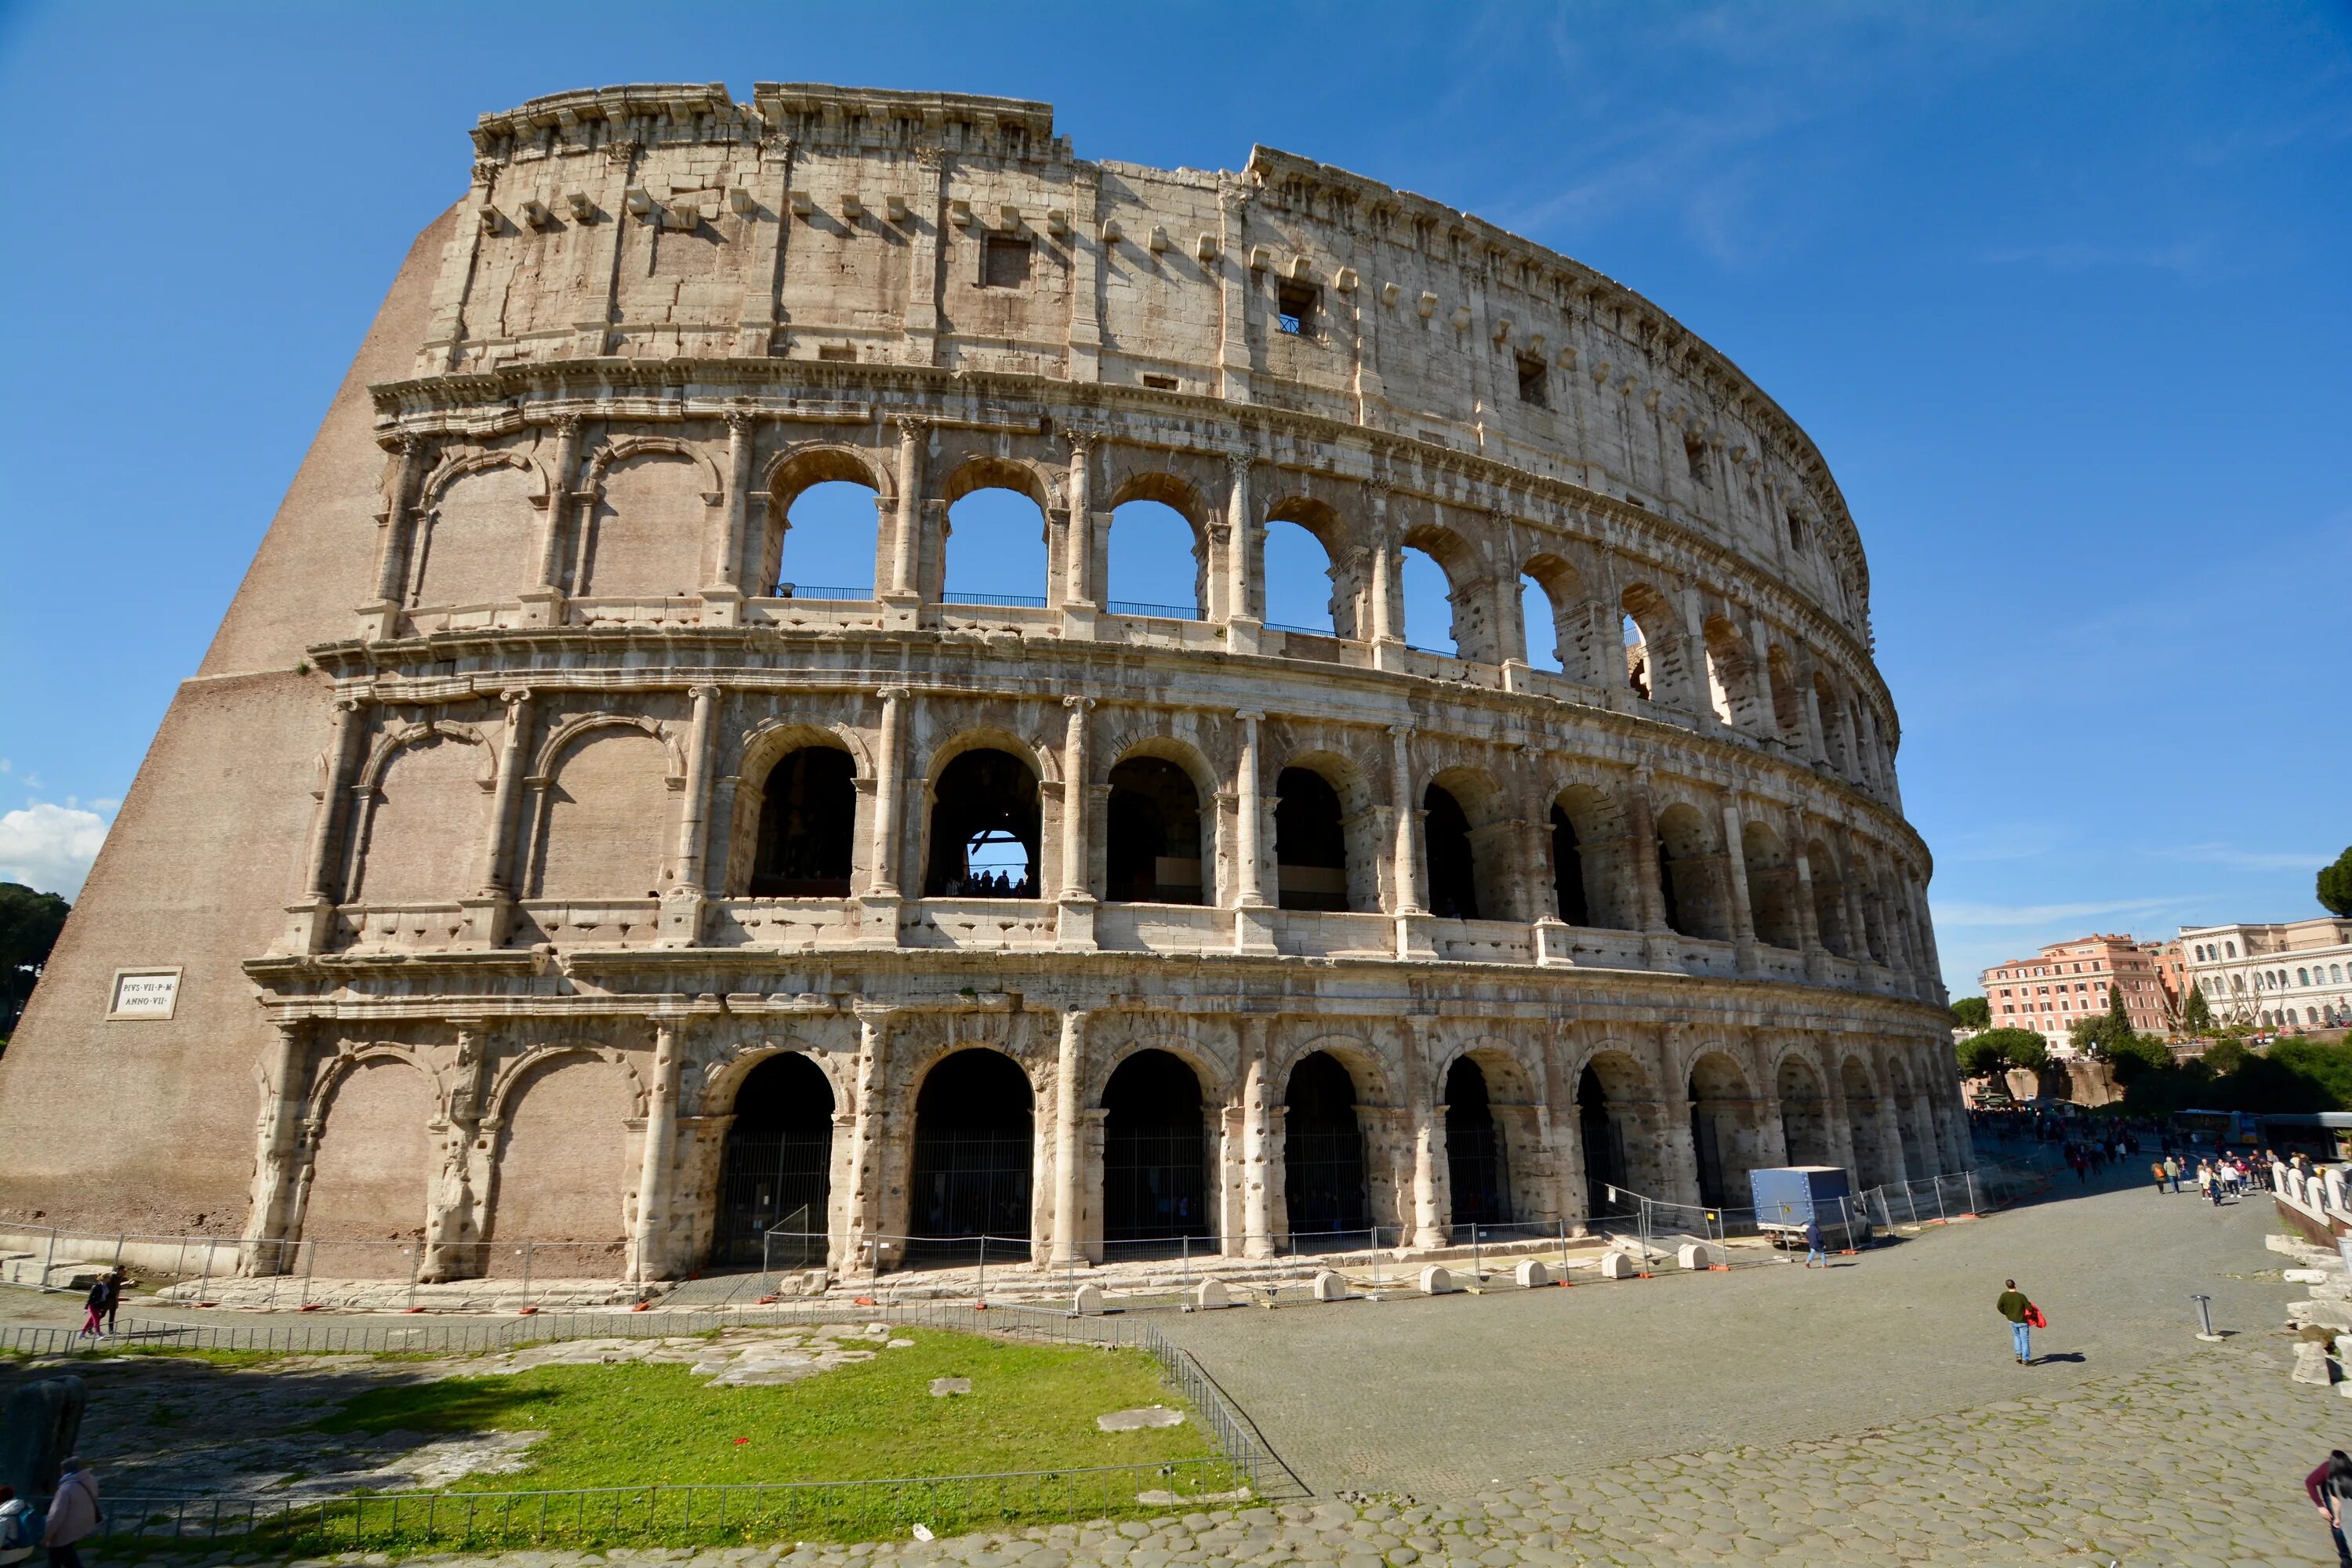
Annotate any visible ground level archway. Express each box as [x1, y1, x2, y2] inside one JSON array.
[[713, 1052, 834, 1268], [906, 1049, 1033, 1260], [1100, 1048, 1212, 1252], [1283, 1051, 1369, 1239]]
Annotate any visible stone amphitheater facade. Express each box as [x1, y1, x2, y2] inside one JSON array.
[[1, 84, 1959, 1283]]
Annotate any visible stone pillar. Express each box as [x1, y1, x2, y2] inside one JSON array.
[[1057, 696, 1097, 951], [662, 685, 718, 946], [286, 696, 368, 953], [1225, 452, 1261, 653], [1237, 1016, 1276, 1258], [844, 1008, 890, 1272], [886, 417, 924, 622], [1051, 1008, 1090, 1265], [521, 416, 580, 626], [1367, 485, 1402, 648], [1231, 709, 1276, 954], [465, 688, 532, 946], [423, 1025, 490, 1282], [239, 1018, 312, 1274], [1792, 844, 1826, 982], [630, 1021, 684, 1283], [1624, 780, 1675, 969], [703, 410, 756, 623], [861, 686, 909, 942], [362, 435, 426, 636], [1400, 1017, 1448, 1250], [1389, 724, 1434, 958], [1062, 430, 1096, 608], [1659, 1056, 1704, 1209], [1722, 798, 1758, 972]]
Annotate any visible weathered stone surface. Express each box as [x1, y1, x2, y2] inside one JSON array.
[[1096, 1406, 1185, 1432], [1312, 1271, 1347, 1302], [2292, 1341, 2336, 1385], [1418, 1266, 1455, 1296], [1513, 1259, 1549, 1288], [0, 1375, 84, 1501], [929, 1377, 972, 1398], [1599, 1252, 1636, 1281], [1193, 1279, 1230, 1310]]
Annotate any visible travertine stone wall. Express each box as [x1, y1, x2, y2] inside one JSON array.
[[0, 85, 1958, 1281]]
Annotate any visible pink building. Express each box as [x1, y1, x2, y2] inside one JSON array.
[[1981, 933, 2170, 1052]]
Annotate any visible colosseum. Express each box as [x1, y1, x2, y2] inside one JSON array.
[[1, 83, 1960, 1286]]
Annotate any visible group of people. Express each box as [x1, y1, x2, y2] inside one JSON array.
[[0, 1461, 100, 1568], [2147, 1151, 2259, 1204], [74, 1269, 126, 1338], [938, 869, 1035, 898], [2059, 1134, 2137, 1181]]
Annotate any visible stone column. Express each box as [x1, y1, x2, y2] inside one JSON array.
[[630, 1021, 684, 1283], [1792, 844, 1826, 982], [1722, 798, 1758, 972], [362, 435, 426, 637], [859, 686, 909, 945], [521, 416, 580, 626], [1057, 695, 1097, 950], [1232, 710, 1276, 954], [844, 1008, 890, 1270], [1367, 485, 1402, 648], [703, 410, 756, 624], [661, 685, 718, 946], [284, 696, 368, 955], [1051, 1008, 1090, 1265], [1389, 724, 1434, 958], [885, 417, 925, 625], [465, 688, 532, 946], [1062, 429, 1097, 610], [1236, 1016, 1275, 1258], [1225, 452, 1261, 652], [239, 1018, 312, 1274], [423, 1025, 491, 1282], [1400, 1016, 1448, 1250]]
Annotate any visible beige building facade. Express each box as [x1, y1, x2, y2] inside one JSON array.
[[0, 85, 1958, 1282], [1980, 932, 2171, 1052], [2180, 920, 2352, 1032]]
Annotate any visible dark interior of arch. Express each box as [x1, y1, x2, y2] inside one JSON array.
[[1273, 767, 1349, 912], [1105, 757, 1203, 905], [1656, 839, 1685, 934], [926, 748, 1040, 898], [907, 1049, 1033, 1257], [1101, 1048, 1210, 1247], [713, 1052, 835, 1267], [751, 746, 856, 897], [1550, 804, 1589, 925], [1688, 1068, 1733, 1210], [1423, 784, 1479, 920], [1577, 1064, 1628, 1218], [1444, 1056, 1509, 1230], [1283, 1051, 1368, 1236]]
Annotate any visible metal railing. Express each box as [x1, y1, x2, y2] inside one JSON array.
[[765, 583, 867, 601], [1102, 600, 1199, 622], [1262, 619, 1337, 637], [940, 590, 1048, 608]]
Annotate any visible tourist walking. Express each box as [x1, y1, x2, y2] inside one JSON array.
[[1804, 1216, 1826, 1269], [100, 1268, 125, 1337], [38, 1461, 98, 1568], [2150, 1158, 2168, 1194], [76, 1278, 104, 1340], [2164, 1154, 2183, 1192], [2307, 1449, 2352, 1567], [0, 1486, 37, 1568], [1997, 1278, 2038, 1364]]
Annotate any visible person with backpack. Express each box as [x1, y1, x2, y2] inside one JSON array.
[[1997, 1278, 2040, 1364], [0, 1486, 38, 1568], [1803, 1216, 1825, 1269], [2306, 1449, 2352, 1567], [75, 1279, 104, 1340], [100, 1269, 125, 1338], [38, 1461, 98, 1568]]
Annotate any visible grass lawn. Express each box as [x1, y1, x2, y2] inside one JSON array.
[[318, 1328, 1219, 1488]]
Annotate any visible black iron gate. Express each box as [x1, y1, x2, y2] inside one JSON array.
[[1283, 1120, 1369, 1235], [1692, 1105, 1727, 1210], [714, 1128, 831, 1268], [1102, 1125, 1210, 1247], [1584, 1104, 1629, 1218], [906, 1131, 1032, 1262], [1447, 1121, 1511, 1229]]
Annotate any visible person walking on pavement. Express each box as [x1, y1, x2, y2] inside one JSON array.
[[75, 1279, 104, 1340], [1803, 1216, 1826, 1269], [2307, 1449, 2352, 1567], [2164, 1153, 2183, 1193], [2150, 1158, 2168, 1194], [101, 1268, 125, 1337], [1997, 1278, 2036, 1364], [39, 1460, 98, 1568]]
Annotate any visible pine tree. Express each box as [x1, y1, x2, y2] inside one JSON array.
[[2183, 982, 2212, 1033], [2103, 984, 2132, 1049]]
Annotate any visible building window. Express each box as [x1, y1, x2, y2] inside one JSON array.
[[1276, 279, 1319, 337], [1142, 373, 1178, 390], [982, 236, 1032, 289], [1517, 354, 1548, 407]]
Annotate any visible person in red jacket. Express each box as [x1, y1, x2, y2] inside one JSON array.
[[2307, 1450, 2352, 1567]]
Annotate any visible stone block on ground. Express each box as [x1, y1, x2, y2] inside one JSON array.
[[1192, 1278, 1229, 1309], [1675, 1242, 1722, 1271], [1599, 1251, 1635, 1279], [1417, 1265, 1454, 1295], [2292, 1342, 2336, 1386], [1514, 1258, 1549, 1287], [1097, 1405, 1185, 1432], [930, 1377, 972, 1397], [1311, 1269, 1346, 1301], [2290, 1299, 2352, 1332], [2283, 1267, 2332, 1283], [1072, 1283, 1103, 1316]]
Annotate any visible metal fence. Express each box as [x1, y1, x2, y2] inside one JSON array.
[[1102, 600, 1200, 622]]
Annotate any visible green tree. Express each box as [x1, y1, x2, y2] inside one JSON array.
[[2183, 982, 2213, 1033], [1950, 996, 1991, 1029], [2321, 844, 2352, 918], [1958, 1027, 2050, 1080], [0, 881, 70, 1041], [2103, 1031, 2173, 1083]]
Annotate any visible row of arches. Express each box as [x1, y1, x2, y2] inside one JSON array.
[[383, 430, 1893, 798], [290, 1025, 1958, 1277]]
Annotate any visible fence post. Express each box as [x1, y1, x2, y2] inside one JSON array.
[[407, 1243, 421, 1310], [197, 1239, 214, 1304], [1966, 1170, 1980, 1215], [1472, 1223, 1480, 1281], [42, 1227, 56, 1290], [1935, 1179, 1947, 1224], [976, 1233, 987, 1305], [302, 1238, 316, 1305], [522, 1241, 533, 1301]]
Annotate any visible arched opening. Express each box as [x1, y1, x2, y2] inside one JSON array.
[[1842, 1059, 1895, 1189], [1444, 1056, 1509, 1232], [1686, 1052, 1759, 1211], [1106, 499, 1203, 619], [943, 484, 1050, 608], [1886, 1061, 1929, 1181], [1767, 648, 1807, 748], [1100, 1049, 1211, 1251], [1813, 674, 1849, 774], [1807, 839, 1852, 958], [1274, 766, 1351, 912], [1422, 782, 1480, 920], [1741, 821, 1802, 950], [1105, 756, 1205, 905], [1549, 804, 1588, 925], [1521, 554, 1588, 679], [1283, 1051, 1368, 1237], [750, 746, 856, 897], [1774, 1055, 1833, 1171], [1621, 584, 1676, 703], [925, 747, 1040, 898], [1577, 1060, 1632, 1218], [1655, 803, 1730, 941], [713, 1053, 835, 1267], [1262, 504, 1352, 637], [907, 1049, 1033, 1260], [1702, 617, 1762, 731], [1622, 614, 1652, 699], [1519, 576, 1563, 672], [1399, 545, 1457, 655], [771, 477, 880, 600]]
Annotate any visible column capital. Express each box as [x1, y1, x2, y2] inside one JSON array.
[[1234, 707, 1265, 724], [724, 407, 759, 435], [1063, 692, 1096, 713], [1225, 449, 1254, 480], [1387, 722, 1414, 739], [551, 412, 583, 437], [877, 684, 911, 702], [890, 413, 929, 441], [498, 685, 533, 709], [1062, 423, 1105, 456], [689, 682, 721, 703]]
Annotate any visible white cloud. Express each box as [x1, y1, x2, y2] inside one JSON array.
[[0, 801, 112, 898], [1930, 896, 2176, 929], [2153, 842, 2330, 873]]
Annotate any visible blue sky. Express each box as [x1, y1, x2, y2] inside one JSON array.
[[1, 2, 2345, 999]]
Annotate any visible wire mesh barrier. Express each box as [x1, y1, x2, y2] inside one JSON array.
[[1102, 600, 1200, 622], [940, 590, 1048, 608]]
